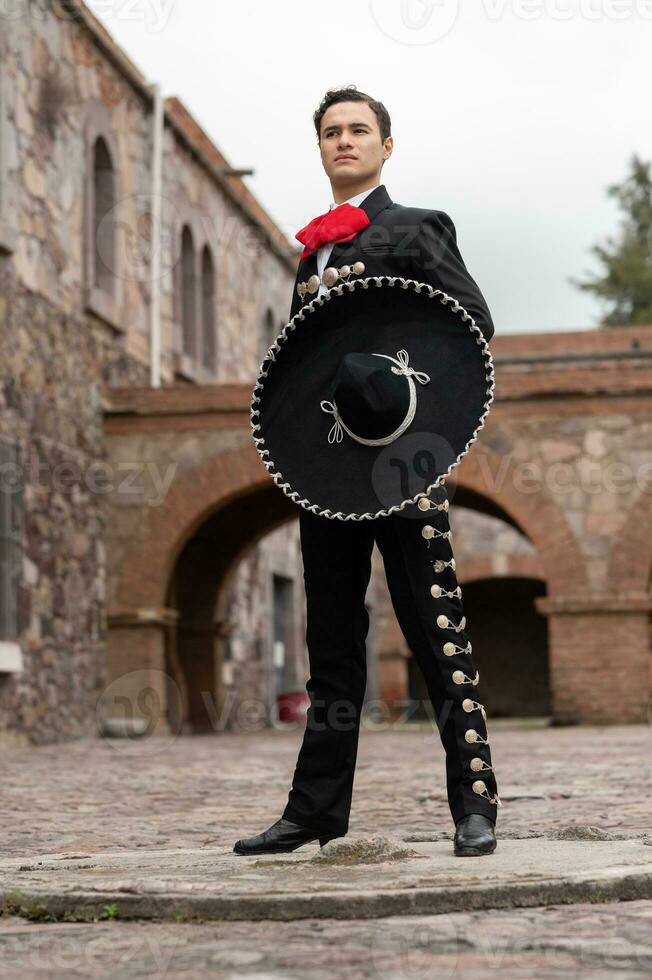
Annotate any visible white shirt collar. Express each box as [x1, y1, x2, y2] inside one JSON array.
[[328, 184, 380, 212]]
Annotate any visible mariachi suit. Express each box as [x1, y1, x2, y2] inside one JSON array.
[[281, 184, 500, 835]]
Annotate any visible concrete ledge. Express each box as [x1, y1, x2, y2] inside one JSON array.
[[1, 838, 651, 923], [0, 642, 23, 674]]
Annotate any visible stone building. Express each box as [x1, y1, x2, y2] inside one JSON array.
[[0, 0, 319, 744], [2, 1, 651, 748]]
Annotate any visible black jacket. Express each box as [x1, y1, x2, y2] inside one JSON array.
[[288, 184, 495, 344]]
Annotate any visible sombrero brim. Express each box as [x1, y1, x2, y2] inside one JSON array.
[[251, 276, 495, 520]]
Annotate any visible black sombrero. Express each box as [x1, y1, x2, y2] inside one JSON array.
[[251, 276, 495, 520]]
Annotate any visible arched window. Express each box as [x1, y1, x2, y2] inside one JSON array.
[[92, 136, 116, 294], [180, 225, 195, 358], [83, 101, 121, 327], [201, 245, 216, 372]]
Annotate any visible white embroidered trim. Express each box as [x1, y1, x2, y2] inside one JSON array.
[[319, 349, 430, 446], [250, 276, 496, 522]]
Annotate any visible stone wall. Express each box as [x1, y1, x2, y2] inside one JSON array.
[[0, 259, 148, 744], [0, 1, 297, 744]]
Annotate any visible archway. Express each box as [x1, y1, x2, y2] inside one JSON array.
[[107, 444, 298, 732], [108, 442, 589, 730], [167, 483, 298, 731], [376, 449, 583, 721]]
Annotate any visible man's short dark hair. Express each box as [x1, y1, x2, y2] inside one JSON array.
[[313, 86, 392, 143]]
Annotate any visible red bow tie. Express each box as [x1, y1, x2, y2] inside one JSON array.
[[295, 203, 371, 259]]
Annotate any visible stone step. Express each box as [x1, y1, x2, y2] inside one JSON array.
[[1, 837, 651, 923]]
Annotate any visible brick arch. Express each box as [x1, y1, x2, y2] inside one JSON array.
[[606, 488, 652, 593], [114, 443, 296, 609], [453, 448, 588, 596], [114, 441, 588, 611]]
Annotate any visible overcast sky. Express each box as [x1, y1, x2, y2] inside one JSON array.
[[90, 0, 651, 335]]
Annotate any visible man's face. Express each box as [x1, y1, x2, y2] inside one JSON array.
[[319, 101, 392, 187]]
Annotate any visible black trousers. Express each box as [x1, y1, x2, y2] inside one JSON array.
[[282, 485, 501, 835]]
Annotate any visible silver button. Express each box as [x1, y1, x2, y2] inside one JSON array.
[[322, 267, 339, 288]]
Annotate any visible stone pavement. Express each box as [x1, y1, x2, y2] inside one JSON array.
[[1, 901, 652, 979], [1, 721, 651, 977]]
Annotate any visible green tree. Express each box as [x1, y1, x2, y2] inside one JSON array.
[[571, 154, 652, 326]]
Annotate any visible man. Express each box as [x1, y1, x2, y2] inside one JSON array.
[[235, 85, 499, 857]]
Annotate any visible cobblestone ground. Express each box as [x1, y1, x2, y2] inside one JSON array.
[[1, 721, 650, 857], [1, 721, 651, 978], [0, 902, 651, 978]]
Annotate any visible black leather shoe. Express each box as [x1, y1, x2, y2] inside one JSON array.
[[233, 817, 341, 855], [453, 814, 497, 856]]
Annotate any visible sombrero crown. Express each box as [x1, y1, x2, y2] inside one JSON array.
[[251, 276, 495, 520]]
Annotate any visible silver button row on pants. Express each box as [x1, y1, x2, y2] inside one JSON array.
[[419, 490, 502, 809]]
